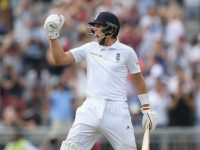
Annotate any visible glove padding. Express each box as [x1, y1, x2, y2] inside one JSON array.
[[141, 106, 157, 133], [44, 14, 65, 39], [60, 140, 77, 150]]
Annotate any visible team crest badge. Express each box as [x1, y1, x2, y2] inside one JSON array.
[[116, 53, 120, 62]]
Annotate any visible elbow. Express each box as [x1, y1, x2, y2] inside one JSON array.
[[46, 51, 64, 65], [54, 58, 65, 65]]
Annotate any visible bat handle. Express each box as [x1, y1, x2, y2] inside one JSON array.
[[142, 124, 150, 150]]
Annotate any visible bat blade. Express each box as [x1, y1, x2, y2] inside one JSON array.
[[142, 127, 150, 150]]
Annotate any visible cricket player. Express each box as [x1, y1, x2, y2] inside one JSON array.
[[44, 11, 157, 150]]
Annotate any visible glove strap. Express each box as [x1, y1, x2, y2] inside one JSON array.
[[141, 105, 151, 114], [138, 93, 150, 106], [49, 32, 59, 40]]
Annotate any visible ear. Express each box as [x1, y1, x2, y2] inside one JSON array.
[[102, 26, 114, 36]]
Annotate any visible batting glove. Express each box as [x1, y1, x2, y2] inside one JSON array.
[[60, 140, 77, 150], [141, 106, 157, 133], [44, 14, 65, 39]]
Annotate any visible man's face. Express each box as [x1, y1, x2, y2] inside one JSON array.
[[92, 24, 105, 43]]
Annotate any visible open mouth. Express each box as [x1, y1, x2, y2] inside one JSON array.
[[96, 35, 103, 42]]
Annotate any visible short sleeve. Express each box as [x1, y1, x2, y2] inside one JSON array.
[[127, 48, 141, 74], [70, 43, 89, 63]]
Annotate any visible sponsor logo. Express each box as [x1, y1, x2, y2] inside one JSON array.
[[90, 52, 103, 57]]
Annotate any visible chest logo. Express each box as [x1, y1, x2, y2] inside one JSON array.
[[90, 52, 102, 57], [116, 53, 120, 62]]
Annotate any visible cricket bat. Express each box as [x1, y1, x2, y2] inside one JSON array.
[[141, 126, 150, 150]]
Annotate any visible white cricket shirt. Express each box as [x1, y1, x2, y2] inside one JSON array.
[[70, 40, 141, 101]]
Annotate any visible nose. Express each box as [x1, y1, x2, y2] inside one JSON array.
[[91, 27, 99, 34]]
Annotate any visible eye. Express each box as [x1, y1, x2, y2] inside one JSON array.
[[94, 24, 104, 28]]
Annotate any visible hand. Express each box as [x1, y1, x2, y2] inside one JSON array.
[[141, 106, 157, 133], [44, 14, 65, 39], [60, 140, 76, 150]]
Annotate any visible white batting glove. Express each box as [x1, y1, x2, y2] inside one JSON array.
[[141, 106, 157, 133], [60, 141, 67, 150], [44, 14, 65, 39], [60, 140, 77, 150]]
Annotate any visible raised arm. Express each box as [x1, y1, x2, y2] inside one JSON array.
[[49, 39, 74, 65], [44, 14, 74, 65]]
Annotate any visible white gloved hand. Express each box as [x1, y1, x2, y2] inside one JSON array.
[[60, 140, 77, 150], [44, 14, 65, 39], [60, 141, 67, 150], [141, 106, 157, 133]]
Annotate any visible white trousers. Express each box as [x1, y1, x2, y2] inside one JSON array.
[[65, 98, 137, 150]]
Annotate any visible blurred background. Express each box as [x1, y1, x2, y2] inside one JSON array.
[[0, 0, 200, 150]]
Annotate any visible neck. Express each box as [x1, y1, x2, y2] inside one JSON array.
[[102, 37, 117, 46]]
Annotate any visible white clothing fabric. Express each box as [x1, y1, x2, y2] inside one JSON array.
[[66, 98, 137, 150], [184, 0, 200, 7], [165, 19, 185, 45], [188, 44, 200, 63], [70, 40, 141, 101]]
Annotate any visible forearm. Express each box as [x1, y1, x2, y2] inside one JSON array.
[[134, 77, 148, 95], [132, 72, 149, 106], [50, 39, 67, 65]]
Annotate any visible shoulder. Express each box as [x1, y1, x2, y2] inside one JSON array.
[[117, 41, 137, 56], [84, 41, 98, 46], [78, 41, 98, 49]]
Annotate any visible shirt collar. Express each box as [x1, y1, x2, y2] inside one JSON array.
[[98, 39, 119, 50]]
